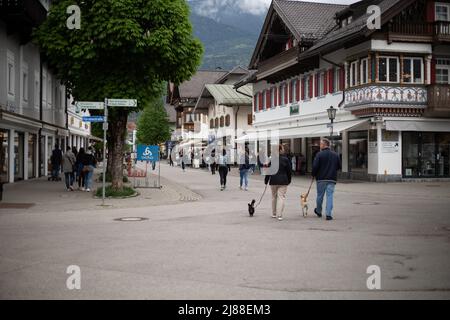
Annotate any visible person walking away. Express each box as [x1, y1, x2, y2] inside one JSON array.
[[62, 147, 76, 191], [218, 149, 230, 191], [312, 138, 342, 221], [210, 149, 216, 175], [169, 152, 174, 167], [82, 147, 97, 192], [50, 145, 63, 181], [179, 149, 186, 172], [264, 145, 292, 221], [239, 149, 251, 191], [75, 148, 86, 190]]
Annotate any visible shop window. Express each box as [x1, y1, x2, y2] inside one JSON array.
[[0, 130, 9, 182], [348, 131, 368, 173], [28, 134, 36, 179], [14, 132, 24, 181], [403, 57, 424, 84], [378, 57, 399, 83]]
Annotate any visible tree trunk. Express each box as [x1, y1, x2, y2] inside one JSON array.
[[109, 109, 128, 190]]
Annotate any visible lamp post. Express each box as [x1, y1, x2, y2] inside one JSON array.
[[327, 106, 337, 149]]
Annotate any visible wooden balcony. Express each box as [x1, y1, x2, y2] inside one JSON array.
[[425, 85, 450, 118], [388, 21, 450, 43]]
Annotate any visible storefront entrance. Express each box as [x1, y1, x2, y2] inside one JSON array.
[[0, 129, 8, 182], [403, 132, 450, 178]]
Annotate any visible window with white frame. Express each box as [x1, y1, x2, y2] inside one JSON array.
[[34, 71, 40, 108], [350, 61, 358, 87], [403, 57, 424, 84], [378, 57, 399, 83], [47, 74, 52, 106], [318, 73, 325, 96], [305, 76, 311, 99], [262, 90, 267, 110], [42, 73, 47, 104], [280, 84, 285, 105], [254, 94, 259, 111], [334, 67, 341, 92], [360, 58, 369, 84], [7, 51, 15, 99], [436, 58, 450, 84], [436, 3, 450, 21], [22, 63, 29, 103]]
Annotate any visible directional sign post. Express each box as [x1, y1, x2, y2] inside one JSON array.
[[107, 99, 137, 108]]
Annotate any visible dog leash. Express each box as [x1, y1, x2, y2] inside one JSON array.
[[254, 176, 271, 209], [305, 177, 315, 198]]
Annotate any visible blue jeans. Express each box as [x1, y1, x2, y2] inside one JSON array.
[[64, 172, 75, 189], [52, 164, 60, 178], [85, 167, 94, 190], [240, 169, 249, 188], [316, 181, 336, 217]]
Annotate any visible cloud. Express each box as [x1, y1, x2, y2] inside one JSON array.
[[190, 0, 359, 16]]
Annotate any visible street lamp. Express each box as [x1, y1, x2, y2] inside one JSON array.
[[327, 106, 337, 149]]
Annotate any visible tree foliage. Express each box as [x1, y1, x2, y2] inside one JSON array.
[[137, 96, 171, 146], [34, 0, 203, 189]]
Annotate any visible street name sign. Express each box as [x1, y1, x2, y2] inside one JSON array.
[[107, 99, 137, 108], [137, 145, 160, 162], [82, 116, 105, 123], [76, 101, 105, 110]]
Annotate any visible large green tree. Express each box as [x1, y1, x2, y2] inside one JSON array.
[[137, 96, 171, 146], [34, 0, 203, 190]]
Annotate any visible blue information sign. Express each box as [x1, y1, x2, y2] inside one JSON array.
[[82, 116, 105, 123], [137, 145, 160, 162]]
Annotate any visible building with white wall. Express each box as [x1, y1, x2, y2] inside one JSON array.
[[237, 0, 450, 181], [0, 0, 74, 183]]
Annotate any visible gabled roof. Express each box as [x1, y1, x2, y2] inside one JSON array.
[[215, 66, 250, 84], [196, 84, 253, 109], [177, 70, 228, 99], [249, 0, 347, 68], [301, 0, 413, 58]]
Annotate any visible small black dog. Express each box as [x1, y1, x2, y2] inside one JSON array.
[[248, 199, 256, 217]]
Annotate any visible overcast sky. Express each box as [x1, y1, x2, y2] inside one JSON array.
[[190, 0, 359, 16]]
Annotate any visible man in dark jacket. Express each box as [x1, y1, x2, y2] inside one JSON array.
[[264, 145, 292, 221], [50, 145, 63, 181], [312, 138, 342, 221]]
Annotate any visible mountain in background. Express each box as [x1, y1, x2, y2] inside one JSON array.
[[188, 0, 266, 70]]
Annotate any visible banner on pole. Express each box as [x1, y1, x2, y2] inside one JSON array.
[[137, 145, 159, 162]]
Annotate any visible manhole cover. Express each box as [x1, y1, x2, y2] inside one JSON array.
[[354, 202, 380, 206], [114, 217, 148, 222]]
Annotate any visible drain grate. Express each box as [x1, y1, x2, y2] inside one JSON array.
[[354, 202, 380, 205], [0, 203, 35, 209], [114, 217, 148, 222]]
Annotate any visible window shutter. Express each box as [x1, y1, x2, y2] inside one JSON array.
[[323, 72, 328, 95], [426, 1, 435, 23], [289, 81, 293, 103], [296, 79, 300, 102], [314, 73, 319, 97], [278, 86, 282, 105], [339, 67, 345, 91], [431, 58, 436, 85], [259, 92, 263, 111], [284, 84, 288, 105], [329, 69, 334, 93], [254, 95, 257, 112], [301, 78, 305, 100], [308, 76, 313, 99], [266, 90, 271, 109]]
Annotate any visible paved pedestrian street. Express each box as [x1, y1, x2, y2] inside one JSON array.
[[1, 163, 450, 299]]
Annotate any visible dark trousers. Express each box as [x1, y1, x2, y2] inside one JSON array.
[[78, 171, 85, 188], [181, 161, 185, 171], [219, 166, 228, 186], [211, 164, 216, 175]]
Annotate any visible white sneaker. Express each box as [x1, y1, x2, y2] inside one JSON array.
[[86, 188, 91, 192], [278, 217, 283, 221]]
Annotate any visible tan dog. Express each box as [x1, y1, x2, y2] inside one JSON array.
[[300, 193, 309, 217], [301, 177, 315, 218]]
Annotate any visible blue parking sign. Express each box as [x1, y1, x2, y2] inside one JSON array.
[[137, 145, 159, 162]]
